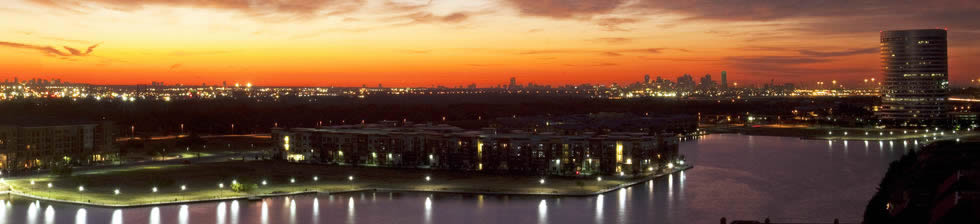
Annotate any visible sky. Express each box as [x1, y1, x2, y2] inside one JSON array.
[[1, 0, 979, 87]]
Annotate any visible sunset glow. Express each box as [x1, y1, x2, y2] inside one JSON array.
[[1, 0, 978, 87]]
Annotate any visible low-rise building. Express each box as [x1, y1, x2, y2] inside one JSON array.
[[0, 117, 117, 173], [273, 121, 682, 176]]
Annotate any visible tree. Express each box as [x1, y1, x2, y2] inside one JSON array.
[[231, 182, 257, 193]]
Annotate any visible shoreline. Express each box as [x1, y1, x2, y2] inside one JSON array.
[[708, 126, 978, 142], [1, 165, 693, 208]]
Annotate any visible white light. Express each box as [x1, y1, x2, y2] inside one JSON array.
[[114, 189, 120, 195], [47, 183, 52, 188], [425, 176, 431, 181], [667, 163, 675, 169], [181, 185, 186, 191], [290, 178, 295, 183], [30, 180, 34, 185], [232, 180, 237, 185], [313, 176, 318, 181], [219, 183, 224, 188], [152, 187, 157, 193], [262, 180, 267, 185], [539, 178, 545, 184], [678, 160, 685, 165], [348, 176, 354, 181], [78, 186, 84, 192], [597, 177, 602, 182]]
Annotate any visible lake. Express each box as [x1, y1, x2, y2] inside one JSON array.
[[0, 134, 912, 224]]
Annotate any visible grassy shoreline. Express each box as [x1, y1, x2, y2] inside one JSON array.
[[2, 160, 689, 207], [708, 125, 978, 141]]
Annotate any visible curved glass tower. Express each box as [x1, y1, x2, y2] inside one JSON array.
[[877, 29, 950, 127]]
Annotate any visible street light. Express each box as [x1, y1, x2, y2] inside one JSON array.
[[218, 183, 224, 188], [181, 185, 186, 191], [290, 178, 296, 184], [596, 177, 602, 182], [348, 175, 355, 190], [262, 180, 267, 186], [152, 187, 158, 193], [313, 176, 318, 181], [425, 176, 431, 182], [114, 189, 120, 195], [539, 178, 545, 184], [78, 186, 84, 192]]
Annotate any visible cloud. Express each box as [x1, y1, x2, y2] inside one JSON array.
[[517, 48, 683, 56], [168, 50, 230, 56], [383, 0, 432, 12], [0, 41, 99, 57], [564, 62, 617, 67], [387, 11, 471, 26], [590, 37, 632, 44], [594, 17, 639, 31], [501, 0, 627, 18], [726, 56, 830, 65], [29, 0, 367, 19], [798, 48, 877, 57]]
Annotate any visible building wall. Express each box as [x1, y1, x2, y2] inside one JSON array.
[[0, 121, 116, 172], [878, 29, 950, 127], [273, 127, 681, 176]]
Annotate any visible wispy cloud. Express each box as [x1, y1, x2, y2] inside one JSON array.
[[387, 11, 471, 26], [798, 48, 877, 57], [594, 17, 639, 31], [501, 0, 626, 19], [517, 48, 684, 56], [590, 37, 632, 44], [0, 41, 100, 57], [29, 0, 368, 20]]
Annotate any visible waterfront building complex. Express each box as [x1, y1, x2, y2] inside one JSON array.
[[273, 114, 687, 177], [0, 118, 116, 172]]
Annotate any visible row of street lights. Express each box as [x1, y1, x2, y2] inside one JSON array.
[[24, 168, 688, 203]]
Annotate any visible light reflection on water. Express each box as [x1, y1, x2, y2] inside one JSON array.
[[0, 134, 913, 224]]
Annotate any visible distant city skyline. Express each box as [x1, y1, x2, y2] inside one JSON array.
[[1, 0, 979, 87]]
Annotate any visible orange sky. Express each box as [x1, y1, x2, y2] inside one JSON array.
[[1, 0, 979, 87]]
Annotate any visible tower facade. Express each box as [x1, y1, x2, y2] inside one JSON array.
[[877, 29, 950, 127]]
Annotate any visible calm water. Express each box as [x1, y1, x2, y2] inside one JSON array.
[[0, 134, 912, 224]]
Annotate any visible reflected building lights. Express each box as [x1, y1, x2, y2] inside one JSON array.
[[75, 208, 86, 224], [538, 199, 547, 224], [261, 201, 269, 224], [149, 207, 160, 224], [290, 199, 297, 224], [347, 197, 355, 224], [595, 195, 604, 222], [424, 197, 433, 224], [178, 205, 189, 224], [230, 200, 240, 224], [216, 202, 227, 224], [44, 205, 54, 224], [27, 201, 38, 224], [110, 209, 123, 224], [312, 198, 319, 224]]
